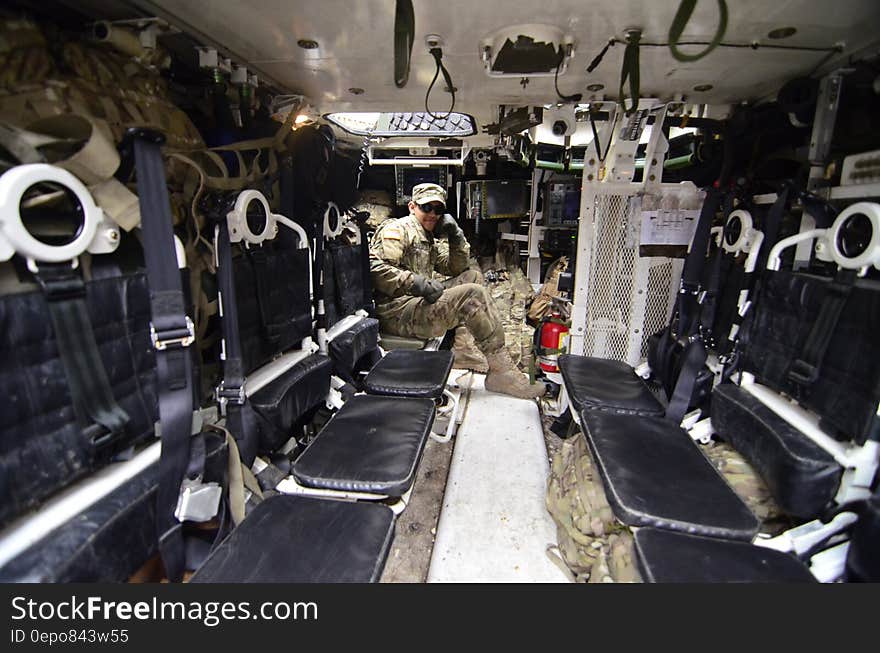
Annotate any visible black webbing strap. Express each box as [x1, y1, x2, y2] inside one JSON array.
[[665, 338, 708, 424], [755, 185, 791, 274], [215, 222, 258, 465], [618, 31, 641, 115], [697, 194, 734, 347], [128, 128, 195, 583], [676, 188, 722, 338], [787, 269, 858, 387], [245, 246, 284, 348], [35, 263, 130, 450], [356, 220, 374, 311]]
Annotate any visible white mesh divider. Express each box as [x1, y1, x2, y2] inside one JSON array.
[[576, 184, 697, 366]]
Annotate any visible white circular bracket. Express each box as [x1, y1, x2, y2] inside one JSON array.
[[722, 209, 753, 254], [0, 164, 106, 265], [226, 189, 278, 245], [827, 201, 880, 274], [323, 202, 344, 239]]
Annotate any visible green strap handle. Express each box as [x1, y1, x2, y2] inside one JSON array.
[[394, 0, 415, 88], [668, 0, 729, 62], [618, 31, 641, 115]]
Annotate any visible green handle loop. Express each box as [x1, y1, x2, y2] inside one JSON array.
[[668, 0, 729, 63]]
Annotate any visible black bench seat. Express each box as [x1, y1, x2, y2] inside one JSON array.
[[633, 528, 816, 582], [292, 395, 435, 496], [191, 495, 395, 583], [579, 411, 760, 540], [711, 384, 843, 520], [559, 354, 664, 417], [362, 349, 454, 400]]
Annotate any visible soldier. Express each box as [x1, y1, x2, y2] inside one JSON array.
[[369, 182, 545, 399]]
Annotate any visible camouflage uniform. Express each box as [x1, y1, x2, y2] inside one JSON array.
[[369, 213, 505, 354]]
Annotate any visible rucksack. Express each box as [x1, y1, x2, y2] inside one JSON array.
[[545, 434, 640, 582]]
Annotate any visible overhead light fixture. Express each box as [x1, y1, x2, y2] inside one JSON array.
[[294, 114, 311, 124]]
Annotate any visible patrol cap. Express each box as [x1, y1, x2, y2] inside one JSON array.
[[411, 183, 447, 207]]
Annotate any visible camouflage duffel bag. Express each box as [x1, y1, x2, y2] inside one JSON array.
[[545, 433, 640, 583]]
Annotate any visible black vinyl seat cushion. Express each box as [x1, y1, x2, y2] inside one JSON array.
[[191, 495, 395, 583], [633, 528, 816, 583], [292, 395, 435, 496], [711, 384, 843, 520], [363, 349, 454, 399], [0, 432, 227, 582], [249, 353, 333, 451], [559, 354, 664, 417], [579, 411, 760, 540], [328, 317, 381, 381]]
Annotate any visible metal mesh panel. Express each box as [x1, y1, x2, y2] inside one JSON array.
[[583, 194, 637, 361], [579, 191, 683, 365], [640, 261, 675, 358]]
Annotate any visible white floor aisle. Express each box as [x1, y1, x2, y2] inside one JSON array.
[[427, 375, 570, 582]]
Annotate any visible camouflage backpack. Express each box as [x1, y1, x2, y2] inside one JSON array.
[[545, 433, 640, 583]]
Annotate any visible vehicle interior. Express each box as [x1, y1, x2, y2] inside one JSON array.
[[1, 0, 879, 583]]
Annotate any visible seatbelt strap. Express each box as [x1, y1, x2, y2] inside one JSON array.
[[215, 221, 258, 465], [245, 246, 285, 347], [665, 338, 708, 424], [697, 193, 734, 347], [357, 219, 374, 311], [34, 263, 130, 450], [755, 185, 791, 274], [676, 188, 722, 337], [127, 128, 195, 583], [787, 269, 857, 386]]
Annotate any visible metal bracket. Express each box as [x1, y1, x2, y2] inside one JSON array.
[[150, 315, 195, 351], [175, 478, 222, 523]]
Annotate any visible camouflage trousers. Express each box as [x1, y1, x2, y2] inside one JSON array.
[[376, 269, 505, 354]]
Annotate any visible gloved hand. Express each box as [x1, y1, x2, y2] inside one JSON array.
[[435, 213, 464, 241], [410, 274, 445, 304]]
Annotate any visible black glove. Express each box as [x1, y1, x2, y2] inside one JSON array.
[[410, 274, 445, 304], [435, 214, 464, 241]]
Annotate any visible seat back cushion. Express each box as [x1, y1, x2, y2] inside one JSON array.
[[233, 243, 312, 373], [741, 271, 880, 444], [0, 272, 157, 528]]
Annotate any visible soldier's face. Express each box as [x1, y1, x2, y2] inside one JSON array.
[[410, 201, 442, 232]]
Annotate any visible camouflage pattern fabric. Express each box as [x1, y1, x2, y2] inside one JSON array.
[[529, 255, 569, 323], [353, 189, 394, 229], [545, 433, 640, 582], [702, 438, 791, 534], [0, 18, 203, 150], [369, 213, 470, 301], [369, 213, 508, 351]]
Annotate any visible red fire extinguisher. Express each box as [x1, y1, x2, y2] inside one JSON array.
[[535, 313, 570, 373]]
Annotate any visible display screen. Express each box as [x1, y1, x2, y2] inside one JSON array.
[[395, 166, 447, 204], [483, 180, 530, 219]]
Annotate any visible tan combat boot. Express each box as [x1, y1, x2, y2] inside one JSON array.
[[484, 348, 546, 399], [452, 327, 489, 373]]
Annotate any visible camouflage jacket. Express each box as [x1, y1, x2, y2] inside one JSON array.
[[369, 213, 469, 306]]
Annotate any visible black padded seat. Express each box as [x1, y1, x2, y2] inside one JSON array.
[[579, 411, 760, 540], [363, 349, 454, 399], [0, 433, 227, 582], [191, 495, 395, 583], [292, 395, 435, 496], [249, 353, 333, 452], [633, 528, 816, 583], [711, 384, 843, 520], [328, 317, 380, 381], [559, 354, 664, 417]]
